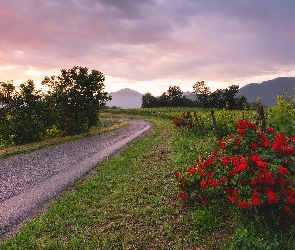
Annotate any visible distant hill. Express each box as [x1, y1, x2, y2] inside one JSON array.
[[183, 91, 196, 101], [105, 78, 295, 108], [238, 77, 295, 107], [106, 88, 143, 108], [106, 89, 196, 108]]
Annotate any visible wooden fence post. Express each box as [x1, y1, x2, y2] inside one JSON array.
[[257, 104, 266, 133]]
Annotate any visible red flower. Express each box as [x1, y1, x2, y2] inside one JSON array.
[[232, 189, 239, 196], [229, 196, 236, 203], [222, 156, 229, 166], [266, 127, 275, 135], [287, 195, 295, 204], [251, 192, 261, 206], [178, 191, 186, 200], [202, 200, 208, 205], [234, 163, 248, 173], [238, 200, 250, 209], [231, 156, 239, 166], [263, 140, 270, 147], [237, 129, 245, 137], [277, 178, 286, 185], [186, 168, 196, 176], [209, 180, 217, 187], [250, 178, 257, 185], [251, 143, 257, 150], [235, 139, 241, 145], [218, 140, 226, 151], [200, 180, 207, 189], [266, 188, 279, 204], [278, 167, 288, 176], [285, 206, 291, 212], [175, 172, 181, 179], [282, 189, 290, 195], [250, 155, 261, 163], [204, 158, 213, 168], [221, 177, 227, 183], [264, 171, 275, 185]]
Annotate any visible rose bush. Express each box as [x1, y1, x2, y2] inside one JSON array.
[[175, 119, 295, 218]]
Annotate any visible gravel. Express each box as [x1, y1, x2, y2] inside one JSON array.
[[0, 119, 153, 237]]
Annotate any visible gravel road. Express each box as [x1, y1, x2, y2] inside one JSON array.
[[0, 119, 153, 237]]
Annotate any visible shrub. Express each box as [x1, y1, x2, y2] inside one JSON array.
[[175, 119, 295, 219]]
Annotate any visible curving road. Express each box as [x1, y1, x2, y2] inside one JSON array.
[[0, 119, 153, 237]]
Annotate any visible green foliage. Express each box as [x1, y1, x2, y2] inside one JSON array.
[[0, 80, 56, 145], [193, 81, 249, 109], [42, 66, 110, 135], [142, 85, 195, 108], [267, 94, 295, 137]]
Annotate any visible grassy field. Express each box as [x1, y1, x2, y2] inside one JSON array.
[[1, 111, 295, 249]]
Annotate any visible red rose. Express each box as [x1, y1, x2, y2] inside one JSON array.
[[278, 167, 288, 176], [202, 200, 208, 205], [178, 192, 186, 200], [238, 200, 250, 209]]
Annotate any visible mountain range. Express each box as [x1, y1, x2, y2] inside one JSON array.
[[237, 77, 295, 106], [106, 77, 295, 108]]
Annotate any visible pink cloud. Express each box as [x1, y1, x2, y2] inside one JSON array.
[[0, 0, 295, 95]]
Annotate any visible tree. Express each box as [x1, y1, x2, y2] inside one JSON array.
[[193, 81, 211, 107], [0, 80, 55, 145], [166, 85, 183, 106], [142, 92, 158, 108], [223, 85, 239, 109], [42, 66, 110, 135]]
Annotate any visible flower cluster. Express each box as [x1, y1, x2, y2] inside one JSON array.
[[172, 112, 195, 129], [175, 119, 295, 218]]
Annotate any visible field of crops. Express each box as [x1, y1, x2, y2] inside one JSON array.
[[104, 107, 264, 138]]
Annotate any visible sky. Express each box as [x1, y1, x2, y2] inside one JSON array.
[[1, 0, 295, 96]]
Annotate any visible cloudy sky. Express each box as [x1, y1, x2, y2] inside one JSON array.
[[1, 0, 295, 96]]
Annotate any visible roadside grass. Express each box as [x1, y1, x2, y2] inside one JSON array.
[[0, 116, 231, 249], [0, 118, 127, 159]]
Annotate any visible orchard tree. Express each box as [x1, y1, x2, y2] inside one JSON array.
[[42, 66, 110, 135]]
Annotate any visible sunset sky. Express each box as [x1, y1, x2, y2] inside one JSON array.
[[1, 0, 295, 96]]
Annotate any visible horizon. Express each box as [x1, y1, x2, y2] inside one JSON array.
[[1, 1, 295, 96], [108, 76, 295, 96]]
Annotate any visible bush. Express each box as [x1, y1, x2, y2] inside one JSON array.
[[175, 118, 295, 220]]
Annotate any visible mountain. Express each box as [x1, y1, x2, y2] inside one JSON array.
[[183, 91, 196, 101], [238, 77, 295, 107], [106, 88, 143, 108]]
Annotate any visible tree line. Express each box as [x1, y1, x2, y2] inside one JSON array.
[[142, 81, 249, 109], [0, 66, 110, 146]]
